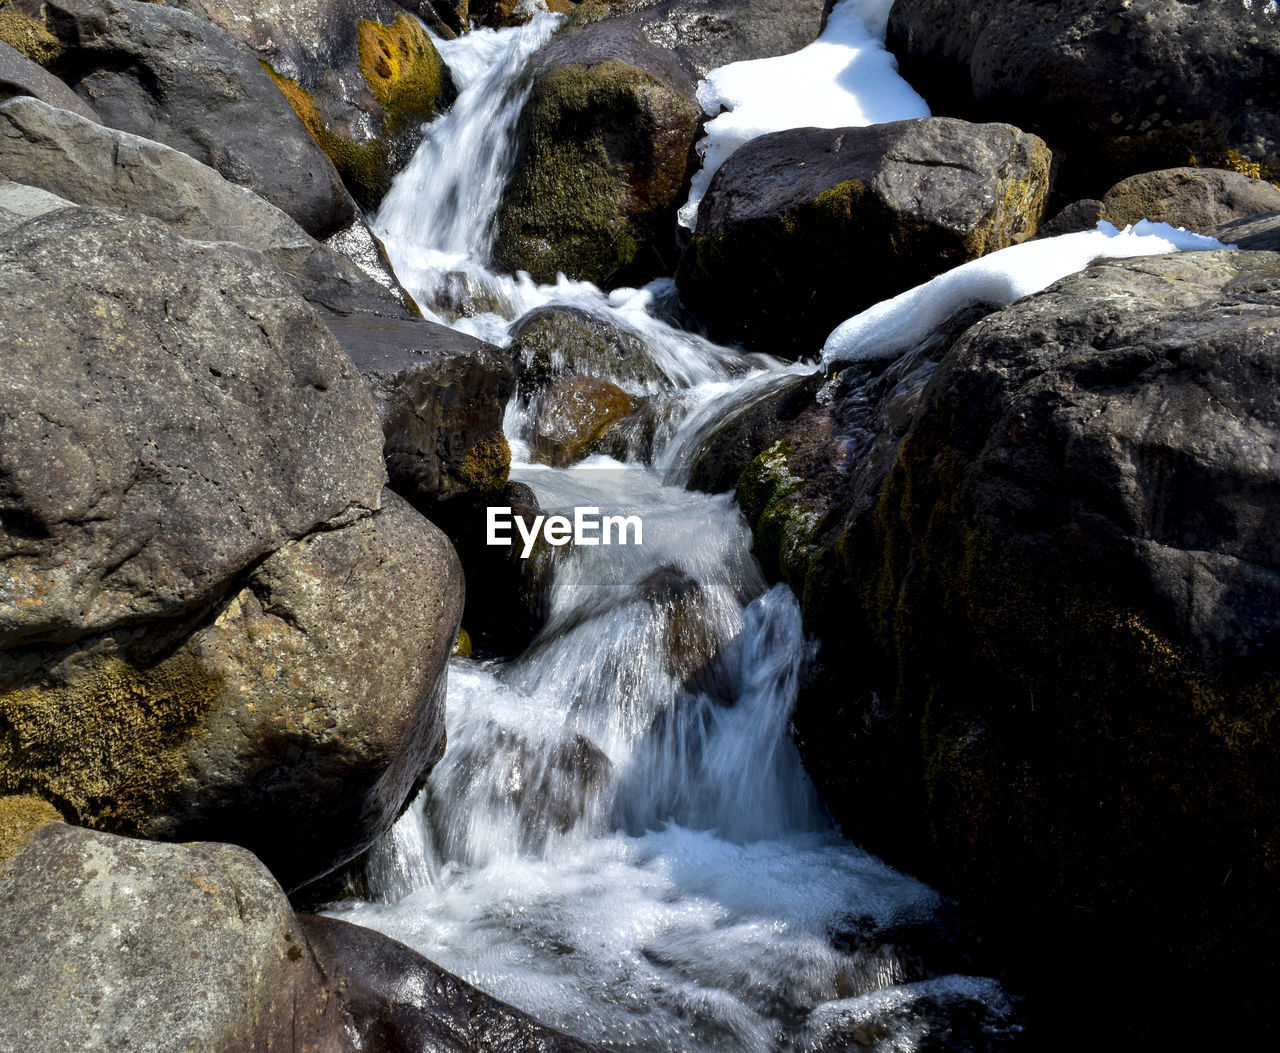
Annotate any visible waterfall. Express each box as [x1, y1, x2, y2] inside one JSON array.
[[328, 11, 1018, 1051]]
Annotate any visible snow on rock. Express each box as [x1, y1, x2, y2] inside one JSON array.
[[677, 0, 929, 229], [821, 221, 1229, 366]]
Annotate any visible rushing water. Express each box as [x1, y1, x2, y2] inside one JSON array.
[[328, 8, 1019, 1050]]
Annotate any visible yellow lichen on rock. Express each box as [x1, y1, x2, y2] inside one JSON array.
[[0, 653, 224, 834], [0, 795, 60, 865], [0, 1, 65, 67], [356, 14, 445, 130]]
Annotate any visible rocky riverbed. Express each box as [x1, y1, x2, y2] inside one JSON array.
[[1, 1, 1278, 1050]]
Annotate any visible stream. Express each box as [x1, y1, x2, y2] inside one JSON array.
[[325, 7, 1021, 1050]]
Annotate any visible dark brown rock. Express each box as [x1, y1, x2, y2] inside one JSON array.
[[1100, 166, 1280, 232]]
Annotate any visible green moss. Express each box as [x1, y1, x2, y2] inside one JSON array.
[[0, 795, 60, 866], [493, 58, 699, 286], [458, 431, 511, 493], [735, 441, 820, 586], [355, 15, 447, 132], [0, 653, 224, 834]]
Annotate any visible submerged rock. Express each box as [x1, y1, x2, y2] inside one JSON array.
[[887, 0, 1280, 194], [676, 118, 1051, 358], [0, 208, 462, 889], [0, 0, 356, 236], [492, 0, 830, 286], [509, 304, 663, 398], [169, 0, 456, 210], [528, 375, 636, 466], [0, 96, 417, 319], [300, 914, 606, 1051], [1100, 166, 1280, 233]]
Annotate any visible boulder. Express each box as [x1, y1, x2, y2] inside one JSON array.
[[508, 304, 663, 398], [1034, 197, 1103, 238], [887, 0, 1280, 195], [492, 0, 830, 286], [168, 0, 456, 209], [774, 250, 1280, 1037], [1100, 166, 1280, 232], [0, 824, 347, 1051], [327, 313, 515, 510], [1209, 209, 1280, 252], [0, 96, 417, 318], [0, 207, 386, 648], [528, 375, 636, 466], [1, 0, 356, 236], [299, 914, 605, 1052], [676, 118, 1051, 357], [0, 208, 463, 889], [0, 39, 94, 118]]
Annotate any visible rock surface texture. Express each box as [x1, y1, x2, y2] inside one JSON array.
[[676, 118, 1051, 357], [887, 0, 1280, 193], [0, 0, 356, 235], [492, 0, 830, 286], [0, 207, 462, 889]]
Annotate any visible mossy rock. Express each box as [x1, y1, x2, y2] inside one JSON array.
[[458, 430, 512, 493], [0, 795, 61, 865], [0, 1, 65, 68], [528, 374, 635, 466], [492, 57, 700, 287], [735, 441, 820, 588]]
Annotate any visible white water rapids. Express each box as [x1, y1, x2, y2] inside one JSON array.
[[326, 7, 1019, 1050]]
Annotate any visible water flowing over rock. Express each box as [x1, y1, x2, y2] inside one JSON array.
[[167, 0, 457, 210], [0, 96, 418, 319], [676, 117, 1051, 357], [748, 249, 1280, 1039], [508, 305, 664, 399], [491, 0, 830, 286], [1099, 166, 1280, 232], [887, 0, 1280, 194], [0, 0, 357, 236], [0, 207, 463, 889]]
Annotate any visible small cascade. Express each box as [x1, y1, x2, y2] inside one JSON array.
[[331, 9, 1021, 1052]]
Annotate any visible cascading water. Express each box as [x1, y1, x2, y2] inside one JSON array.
[[330, 6, 1021, 1050]]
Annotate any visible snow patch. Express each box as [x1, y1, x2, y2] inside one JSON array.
[[822, 221, 1229, 366]]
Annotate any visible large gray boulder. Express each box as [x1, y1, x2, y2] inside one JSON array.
[[0, 96, 417, 318], [887, 0, 1280, 194], [0, 207, 462, 889], [1100, 166, 1280, 232], [729, 248, 1280, 1039], [0, 0, 356, 236], [0, 39, 95, 119], [166, 0, 456, 209], [492, 0, 830, 286], [0, 207, 386, 648], [0, 823, 346, 1052], [676, 118, 1051, 357]]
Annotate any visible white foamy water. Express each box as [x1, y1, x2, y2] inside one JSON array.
[[334, 12, 1024, 1051]]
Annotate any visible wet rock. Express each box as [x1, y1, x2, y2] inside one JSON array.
[[509, 304, 663, 398], [799, 250, 1280, 1037], [0, 96, 416, 319], [299, 913, 606, 1051], [887, 0, 1280, 195], [325, 219, 421, 312], [328, 313, 516, 510], [0, 39, 95, 119], [1100, 167, 1280, 232], [676, 118, 1051, 357], [0, 207, 386, 648], [0, 824, 347, 1051], [492, 0, 829, 286], [169, 0, 456, 210], [528, 375, 636, 466], [1, 0, 356, 236]]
